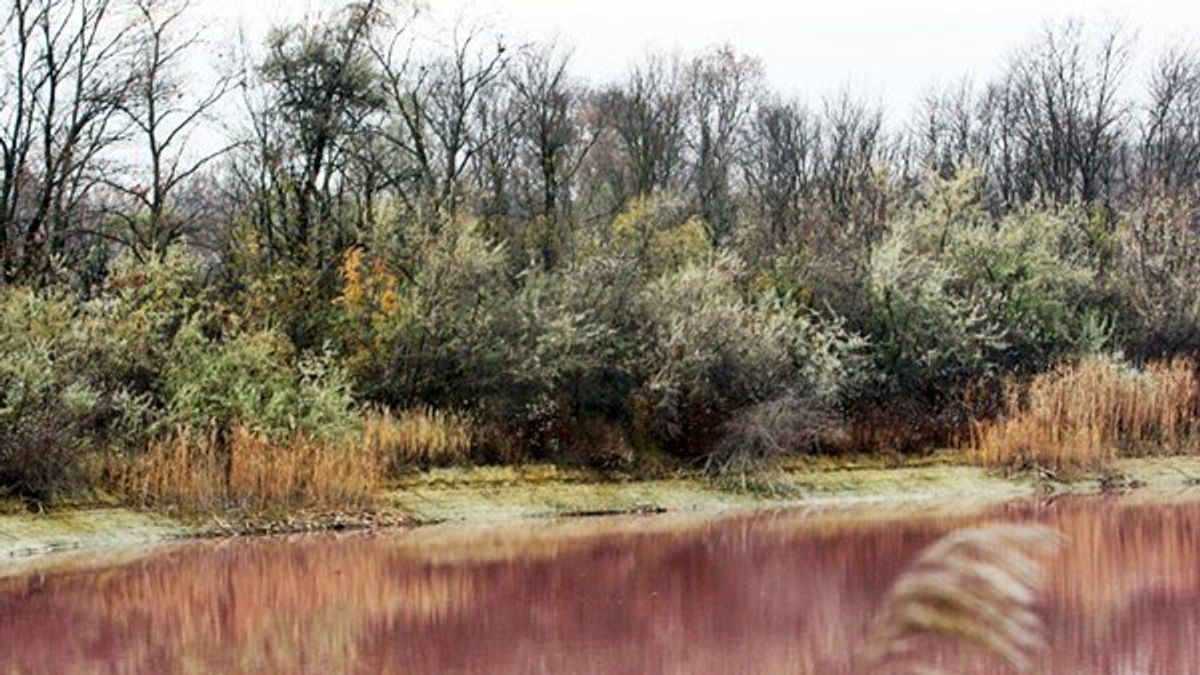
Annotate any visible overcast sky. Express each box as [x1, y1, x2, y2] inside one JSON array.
[[196, 0, 1199, 117]]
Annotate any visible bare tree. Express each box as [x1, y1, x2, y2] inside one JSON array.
[[106, 0, 237, 258], [910, 79, 981, 180], [1001, 21, 1132, 207], [598, 53, 687, 203], [508, 43, 598, 267], [685, 45, 763, 242], [368, 10, 508, 228], [1141, 46, 1200, 194], [470, 74, 520, 222], [0, 0, 135, 283], [818, 91, 890, 242], [739, 96, 821, 248]]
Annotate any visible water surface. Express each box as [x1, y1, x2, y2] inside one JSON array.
[[2, 494, 1199, 674]]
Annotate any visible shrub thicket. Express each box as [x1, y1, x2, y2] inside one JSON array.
[[13, 169, 1200, 501], [9, 7, 1200, 499], [638, 253, 867, 460], [867, 172, 1102, 398], [1114, 189, 1200, 360], [9, 171, 1200, 501], [0, 289, 106, 498], [854, 172, 1113, 449], [0, 248, 364, 504]]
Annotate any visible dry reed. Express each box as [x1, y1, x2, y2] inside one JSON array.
[[363, 407, 475, 473], [110, 425, 383, 512], [972, 356, 1199, 474], [864, 523, 1062, 674]]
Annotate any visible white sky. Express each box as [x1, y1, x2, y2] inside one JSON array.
[[194, 0, 1199, 117]]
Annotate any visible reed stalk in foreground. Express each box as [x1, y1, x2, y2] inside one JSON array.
[[972, 356, 1198, 474], [863, 523, 1062, 675]]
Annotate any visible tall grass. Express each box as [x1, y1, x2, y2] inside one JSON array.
[[363, 407, 475, 473], [110, 426, 382, 512], [972, 356, 1199, 474]]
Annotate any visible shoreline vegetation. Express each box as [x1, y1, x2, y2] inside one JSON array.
[[7, 453, 1200, 567], [7, 2, 1200, 568]]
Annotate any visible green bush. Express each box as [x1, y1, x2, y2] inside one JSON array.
[[638, 253, 866, 456], [162, 321, 356, 441], [866, 172, 1101, 401], [0, 289, 108, 498], [606, 192, 711, 278], [509, 253, 643, 427], [80, 248, 212, 430], [356, 222, 644, 454], [0, 248, 362, 500], [0, 251, 213, 498], [362, 223, 521, 410]]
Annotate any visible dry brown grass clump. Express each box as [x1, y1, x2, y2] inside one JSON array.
[[110, 426, 382, 512], [972, 355, 1199, 474], [864, 523, 1062, 674], [363, 407, 475, 473]]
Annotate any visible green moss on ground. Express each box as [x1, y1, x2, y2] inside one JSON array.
[[386, 455, 1200, 524], [0, 508, 187, 562]]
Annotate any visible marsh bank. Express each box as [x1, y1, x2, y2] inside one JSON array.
[[4, 454, 1200, 567]]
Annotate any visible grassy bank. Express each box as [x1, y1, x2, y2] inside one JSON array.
[[7, 454, 1200, 568], [385, 454, 1200, 524], [0, 505, 185, 561]]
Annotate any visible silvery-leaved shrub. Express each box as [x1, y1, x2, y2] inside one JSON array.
[[638, 253, 867, 458], [0, 289, 107, 498], [508, 253, 642, 423], [1113, 188, 1200, 359], [364, 222, 521, 411], [362, 220, 649, 456], [866, 170, 1101, 404]]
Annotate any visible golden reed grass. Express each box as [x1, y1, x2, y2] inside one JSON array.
[[110, 426, 383, 512], [972, 356, 1199, 474], [363, 407, 475, 472]]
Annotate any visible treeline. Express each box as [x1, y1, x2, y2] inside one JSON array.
[[3, 0, 1200, 500]]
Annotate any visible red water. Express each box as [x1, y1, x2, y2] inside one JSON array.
[[2, 495, 1200, 674]]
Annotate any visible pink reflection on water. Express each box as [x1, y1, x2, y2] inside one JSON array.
[[1, 495, 1199, 674]]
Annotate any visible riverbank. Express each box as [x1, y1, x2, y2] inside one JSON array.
[[5, 454, 1200, 566]]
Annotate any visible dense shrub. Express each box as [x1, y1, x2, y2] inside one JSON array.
[[866, 172, 1103, 402], [0, 279, 195, 498], [508, 254, 642, 430], [355, 223, 519, 410], [349, 222, 644, 456], [10, 159, 1200, 505], [0, 289, 103, 497], [1113, 189, 1200, 359], [0, 249, 367, 501], [606, 192, 711, 278], [162, 322, 356, 440], [12, 5, 1200, 500], [637, 253, 866, 458]]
